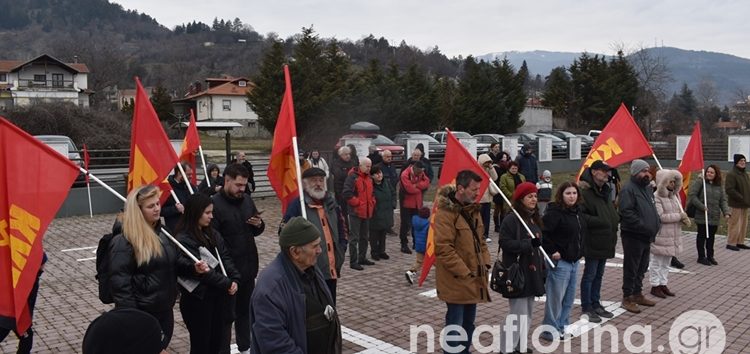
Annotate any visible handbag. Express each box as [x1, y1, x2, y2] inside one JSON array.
[[490, 221, 525, 297]]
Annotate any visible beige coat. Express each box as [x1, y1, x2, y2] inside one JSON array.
[[434, 185, 492, 304], [652, 169, 689, 257], [477, 154, 498, 204]]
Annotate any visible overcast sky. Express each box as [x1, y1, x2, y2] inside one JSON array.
[[113, 0, 750, 59]]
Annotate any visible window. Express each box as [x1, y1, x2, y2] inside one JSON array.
[[238, 81, 247, 87], [246, 102, 252, 112], [52, 74, 64, 88], [34, 74, 46, 84], [222, 100, 231, 111], [0, 74, 6, 82]]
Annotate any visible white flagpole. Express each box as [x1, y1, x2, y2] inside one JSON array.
[[652, 153, 664, 170], [215, 248, 227, 276], [170, 189, 181, 205], [176, 163, 195, 194], [488, 180, 555, 269], [291, 136, 307, 219], [86, 176, 93, 218], [199, 145, 211, 188], [78, 167, 200, 263]]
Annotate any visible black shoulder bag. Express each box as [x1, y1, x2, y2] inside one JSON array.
[[490, 220, 525, 297]]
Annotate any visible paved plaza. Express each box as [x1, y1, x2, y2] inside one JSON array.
[[2, 196, 750, 353]]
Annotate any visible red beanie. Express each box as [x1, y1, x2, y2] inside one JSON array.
[[512, 182, 538, 201]]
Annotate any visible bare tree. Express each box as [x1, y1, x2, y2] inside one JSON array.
[[695, 76, 718, 107]]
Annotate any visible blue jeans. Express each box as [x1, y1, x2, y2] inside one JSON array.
[[444, 303, 476, 354], [480, 203, 491, 238], [580, 257, 606, 311], [542, 259, 579, 337]]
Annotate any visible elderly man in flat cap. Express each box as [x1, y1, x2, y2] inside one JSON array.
[[281, 167, 348, 302], [252, 217, 342, 354]]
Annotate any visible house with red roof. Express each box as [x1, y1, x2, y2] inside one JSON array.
[[0, 54, 92, 109]]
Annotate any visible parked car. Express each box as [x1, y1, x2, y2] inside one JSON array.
[[576, 134, 595, 144], [391, 132, 445, 161], [430, 131, 490, 155], [335, 133, 406, 166], [534, 133, 568, 153], [473, 133, 524, 152], [538, 129, 593, 149], [588, 129, 602, 138], [34, 135, 86, 187]]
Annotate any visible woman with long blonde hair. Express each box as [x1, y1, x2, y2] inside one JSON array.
[[108, 185, 208, 350]]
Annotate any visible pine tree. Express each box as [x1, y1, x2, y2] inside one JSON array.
[[247, 41, 287, 133], [542, 66, 573, 119], [150, 84, 174, 122]]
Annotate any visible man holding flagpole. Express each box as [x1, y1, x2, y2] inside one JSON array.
[[434, 169, 491, 354]]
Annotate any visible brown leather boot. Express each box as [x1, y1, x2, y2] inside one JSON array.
[[650, 286, 666, 298], [632, 293, 656, 307], [621, 296, 641, 313], [660, 285, 675, 297]]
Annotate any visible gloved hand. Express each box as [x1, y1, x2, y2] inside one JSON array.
[[681, 215, 692, 227], [530, 237, 542, 248]]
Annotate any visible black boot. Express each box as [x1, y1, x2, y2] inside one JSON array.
[[401, 244, 412, 254], [670, 257, 685, 269]]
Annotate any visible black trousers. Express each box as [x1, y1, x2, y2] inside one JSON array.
[[180, 291, 233, 354], [621, 235, 651, 297], [370, 228, 388, 257], [150, 308, 174, 350], [399, 207, 417, 247], [234, 279, 255, 351], [326, 279, 337, 305], [696, 224, 718, 259]]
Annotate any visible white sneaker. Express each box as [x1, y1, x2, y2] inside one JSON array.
[[485, 237, 492, 243], [405, 271, 415, 285]]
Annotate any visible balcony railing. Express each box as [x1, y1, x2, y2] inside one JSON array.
[[16, 79, 78, 90]]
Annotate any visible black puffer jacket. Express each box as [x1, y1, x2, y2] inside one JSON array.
[[211, 191, 265, 283], [176, 230, 241, 300], [108, 227, 195, 313], [498, 212, 546, 299], [161, 175, 197, 232], [541, 203, 585, 262]]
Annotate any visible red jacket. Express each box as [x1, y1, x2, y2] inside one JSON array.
[[400, 165, 430, 209], [342, 168, 375, 219]]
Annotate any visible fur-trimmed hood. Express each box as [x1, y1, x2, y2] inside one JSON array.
[[655, 169, 682, 198], [436, 184, 480, 214]]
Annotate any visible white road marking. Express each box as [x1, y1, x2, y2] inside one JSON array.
[[419, 289, 438, 298], [343, 326, 411, 354], [227, 327, 410, 353], [62, 246, 97, 252], [532, 297, 627, 338], [76, 257, 96, 262]]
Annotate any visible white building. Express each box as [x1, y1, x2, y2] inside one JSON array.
[[174, 76, 268, 138], [519, 104, 553, 133], [0, 54, 92, 109]]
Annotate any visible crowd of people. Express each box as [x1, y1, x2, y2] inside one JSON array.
[[4, 145, 748, 354]]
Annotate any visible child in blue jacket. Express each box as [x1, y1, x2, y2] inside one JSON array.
[[405, 206, 431, 285]]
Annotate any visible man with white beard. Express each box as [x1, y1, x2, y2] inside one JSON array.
[[280, 167, 349, 302]]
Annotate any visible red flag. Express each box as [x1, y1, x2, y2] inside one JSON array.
[[179, 110, 200, 185], [83, 144, 90, 185], [0, 116, 79, 333], [267, 65, 300, 214], [418, 130, 490, 286], [128, 77, 178, 202], [678, 122, 704, 207], [576, 103, 654, 179]]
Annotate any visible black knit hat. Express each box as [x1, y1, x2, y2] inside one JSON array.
[[279, 217, 321, 247], [734, 154, 746, 165], [82, 308, 163, 354]]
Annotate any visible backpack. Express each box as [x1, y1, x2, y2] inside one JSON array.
[[95, 232, 115, 304]]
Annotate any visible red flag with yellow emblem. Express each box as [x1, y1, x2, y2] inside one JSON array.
[[267, 65, 300, 214], [128, 77, 178, 201], [678, 122, 704, 207], [179, 110, 200, 186], [576, 103, 654, 180], [418, 129, 490, 286], [0, 116, 79, 333]]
